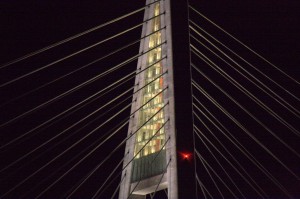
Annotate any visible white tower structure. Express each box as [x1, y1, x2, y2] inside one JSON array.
[[119, 0, 178, 198]]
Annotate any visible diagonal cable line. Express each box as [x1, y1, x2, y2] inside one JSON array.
[[96, 136, 170, 199], [151, 158, 171, 199], [106, 105, 170, 198], [192, 96, 291, 197], [89, 154, 127, 199], [20, 118, 130, 199], [192, 80, 300, 181], [189, 5, 300, 85], [192, 63, 300, 158], [191, 46, 300, 137], [193, 103, 268, 197], [66, 119, 169, 198], [193, 125, 247, 199], [193, 120, 266, 198], [194, 149, 239, 198], [35, 102, 169, 198], [0, 41, 166, 128], [195, 138, 237, 199], [0, 86, 133, 173], [0, 71, 135, 151], [189, 19, 300, 101], [3, 70, 167, 177], [93, 170, 123, 199], [189, 31, 300, 118], [193, 122, 226, 199], [195, 173, 212, 199], [0, 12, 164, 88], [2, 88, 168, 197], [0, 55, 166, 152], [93, 170, 123, 198], [197, 143, 225, 199], [187, 6, 200, 198], [1, 103, 131, 198], [4, 95, 135, 187], [63, 144, 126, 199], [34, 119, 130, 199], [0, 54, 136, 127], [1, 76, 167, 176], [0, 26, 166, 108], [110, 174, 126, 199], [126, 133, 170, 199], [0, 0, 162, 70]]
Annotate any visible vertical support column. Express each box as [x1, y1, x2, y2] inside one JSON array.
[[161, 0, 178, 198], [171, 0, 196, 198], [119, 0, 179, 198], [119, 0, 196, 198]]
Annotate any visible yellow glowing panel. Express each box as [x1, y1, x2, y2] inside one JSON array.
[[134, 2, 165, 159]]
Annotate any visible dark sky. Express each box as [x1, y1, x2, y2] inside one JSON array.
[[0, 0, 299, 198]]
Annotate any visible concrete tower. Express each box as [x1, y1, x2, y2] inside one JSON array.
[[119, 0, 178, 198]]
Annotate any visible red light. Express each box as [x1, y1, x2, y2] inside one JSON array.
[[179, 152, 192, 161]]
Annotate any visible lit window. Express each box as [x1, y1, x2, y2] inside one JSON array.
[[134, 2, 165, 158]]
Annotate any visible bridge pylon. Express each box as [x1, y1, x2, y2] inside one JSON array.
[[118, 0, 178, 198]]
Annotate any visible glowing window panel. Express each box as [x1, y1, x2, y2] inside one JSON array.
[[134, 2, 165, 159]]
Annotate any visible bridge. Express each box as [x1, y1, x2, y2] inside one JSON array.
[[0, 0, 299, 198]]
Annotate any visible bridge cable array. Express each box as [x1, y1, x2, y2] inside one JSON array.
[[0, 2, 170, 198], [189, 4, 299, 199]]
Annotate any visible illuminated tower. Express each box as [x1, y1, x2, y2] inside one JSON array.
[[119, 0, 178, 198]]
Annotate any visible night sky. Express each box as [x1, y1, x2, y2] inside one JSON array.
[[0, 0, 299, 198]]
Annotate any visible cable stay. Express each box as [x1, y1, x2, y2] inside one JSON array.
[[96, 105, 169, 198], [191, 46, 300, 137], [0, 55, 166, 152], [193, 115, 226, 198], [150, 158, 171, 199], [93, 171, 123, 199], [189, 5, 300, 85], [110, 174, 127, 199], [195, 173, 213, 199], [2, 81, 167, 175], [189, 32, 300, 118], [21, 121, 129, 198], [1, 88, 169, 198], [0, 11, 164, 89], [1, 102, 131, 198], [0, 54, 137, 127], [0, 71, 135, 151], [120, 121, 169, 199], [0, 0, 162, 70], [191, 63, 300, 158], [189, 19, 300, 102], [0, 86, 133, 174], [4, 74, 166, 177], [34, 120, 130, 199], [36, 102, 169, 198], [192, 80, 300, 182], [0, 26, 165, 108], [194, 149, 239, 199], [89, 155, 127, 199], [66, 118, 169, 197], [192, 97, 291, 197], [194, 124, 267, 198], [195, 136, 226, 199], [193, 125, 247, 199], [0, 41, 166, 128], [193, 118, 267, 198], [97, 136, 171, 199]]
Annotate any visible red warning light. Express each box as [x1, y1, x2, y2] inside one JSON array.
[[179, 152, 192, 161]]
